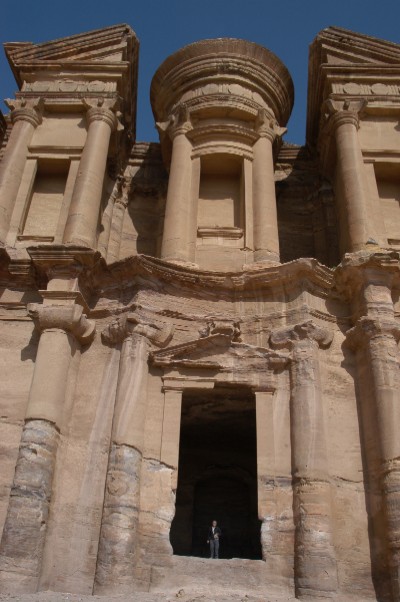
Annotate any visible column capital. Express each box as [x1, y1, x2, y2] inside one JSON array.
[[324, 98, 367, 131], [346, 316, 400, 349], [28, 303, 96, 345], [83, 98, 122, 131], [5, 97, 44, 128], [270, 319, 333, 351], [101, 311, 174, 347], [255, 108, 286, 142], [167, 104, 193, 140]]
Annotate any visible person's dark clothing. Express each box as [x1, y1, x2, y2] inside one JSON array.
[[207, 526, 221, 558]]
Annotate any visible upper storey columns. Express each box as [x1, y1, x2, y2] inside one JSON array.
[[325, 99, 371, 253], [0, 98, 43, 244], [63, 99, 120, 248], [151, 38, 294, 268], [253, 110, 286, 263], [160, 107, 193, 263]]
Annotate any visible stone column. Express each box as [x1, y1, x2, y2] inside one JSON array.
[[63, 99, 119, 249], [94, 313, 173, 594], [106, 177, 129, 263], [97, 175, 123, 259], [0, 304, 95, 593], [160, 105, 193, 264], [252, 109, 285, 264], [270, 320, 338, 599], [348, 316, 400, 600], [0, 98, 43, 243], [326, 99, 370, 253]]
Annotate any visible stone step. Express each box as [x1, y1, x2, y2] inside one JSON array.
[[150, 556, 283, 594]]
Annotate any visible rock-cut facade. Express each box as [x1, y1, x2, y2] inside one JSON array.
[[1, 23, 400, 602]]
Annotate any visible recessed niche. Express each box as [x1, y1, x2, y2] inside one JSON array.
[[197, 153, 243, 236], [21, 159, 68, 240], [374, 162, 400, 245]]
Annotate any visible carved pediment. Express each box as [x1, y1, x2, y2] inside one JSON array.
[[150, 334, 288, 372], [5, 24, 137, 70], [312, 27, 400, 67]]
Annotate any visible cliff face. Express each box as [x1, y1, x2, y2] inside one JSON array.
[[0, 24, 400, 602]]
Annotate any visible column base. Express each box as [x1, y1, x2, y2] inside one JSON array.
[[253, 249, 280, 263]]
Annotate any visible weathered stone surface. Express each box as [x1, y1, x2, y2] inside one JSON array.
[[1, 21, 400, 602]]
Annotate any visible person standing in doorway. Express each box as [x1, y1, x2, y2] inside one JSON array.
[[207, 520, 221, 559]]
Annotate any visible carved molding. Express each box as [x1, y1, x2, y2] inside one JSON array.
[[23, 79, 115, 94], [332, 82, 400, 96], [197, 226, 243, 239], [28, 303, 96, 344]]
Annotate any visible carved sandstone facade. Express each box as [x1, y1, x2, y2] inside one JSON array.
[[1, 24, 400, 601]]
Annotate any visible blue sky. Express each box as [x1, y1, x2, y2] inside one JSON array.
[[1, 0, 399, 145]]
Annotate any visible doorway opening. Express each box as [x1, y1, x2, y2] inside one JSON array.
[[170, 385, 261, 559]]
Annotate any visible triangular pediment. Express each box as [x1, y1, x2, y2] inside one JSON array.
[[312, 26, 400, 67], [150, 334, 288, 372]]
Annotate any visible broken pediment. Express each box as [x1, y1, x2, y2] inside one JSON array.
[[311, 26, 400, 67], [307, 26, 400, 146], [4, 24, 138, 74]]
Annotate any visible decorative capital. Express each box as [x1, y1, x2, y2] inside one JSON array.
[[166, 104, 193, 140], [323, 98, 367, 131], [255, 108, 286, 142], [270, 319, 333, 350], [5, 97, 44, 128], [28, 303, 96, 345], [102, 312, 174, 347], [199, 319, 241, 342], [346, 316, 400, 349], [83, 98, 123, 131]]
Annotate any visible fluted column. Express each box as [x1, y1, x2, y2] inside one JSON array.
[[0, 304, 95, 593], [348, 316, 400, 600], [252, 109, 285, 264], [326, 99, 371, 253], [63, 99, 119, 249], [160, 106, 193, 264], [0, 98, 43, 243], [94, 313, 173, 594], [270, 320, 338, 599]]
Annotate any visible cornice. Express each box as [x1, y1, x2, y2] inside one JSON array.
[[91, 254, 335, 298]]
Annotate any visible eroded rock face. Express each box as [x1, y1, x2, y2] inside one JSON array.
[[1, 22, 400, 602]]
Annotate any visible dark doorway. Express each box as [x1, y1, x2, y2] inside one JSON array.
[[170, 385, 261, 559]]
